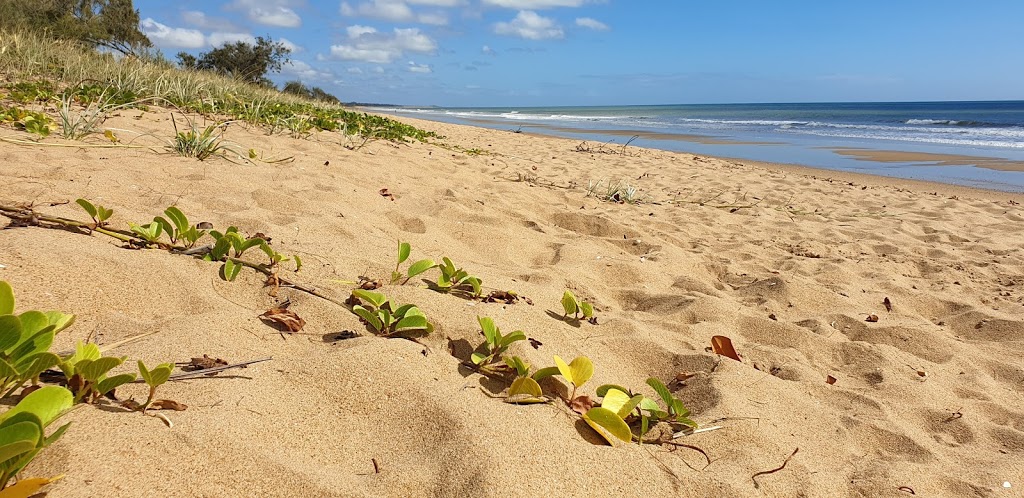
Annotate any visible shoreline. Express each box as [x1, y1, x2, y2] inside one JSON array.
[[385, 113, 1024, 203]]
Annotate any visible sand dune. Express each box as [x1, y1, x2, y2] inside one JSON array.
[[0, 111, 1021, 496]]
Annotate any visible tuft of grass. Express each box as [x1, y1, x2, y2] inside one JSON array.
[[170, 117, 232, 161]]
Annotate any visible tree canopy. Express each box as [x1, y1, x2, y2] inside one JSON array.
[[282, 81, 340, 104], [0, 0, 151, 55], [177, 37, 291, 87]]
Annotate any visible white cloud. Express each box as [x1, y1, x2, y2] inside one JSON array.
[[329, 27, 437, 63], [278, 37, 302, 52], [341, 0, 448, 25], [483, 0, 586, 8], [408, 0, 464, 5], [347, 67, 364, 74], [282, 60, 332, 81], [227, 0, 302, 28], [494, 11, 563, 40], [207, 32, 257, 47], [407, 61, 432, 73], [181, 11, 242, 32], [481, 44, 495, 55], [141, 18, 206, 48], [575, 17, 608, 30]]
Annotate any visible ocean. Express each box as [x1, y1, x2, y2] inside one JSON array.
[[377, 101, 1024, 192]]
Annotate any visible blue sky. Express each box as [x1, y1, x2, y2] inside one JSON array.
[[135, 1, 1024, 106]]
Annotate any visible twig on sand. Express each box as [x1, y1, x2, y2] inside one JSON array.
[[166, 357, 273, 381], [752, 447, 799, 489], [662, 441, 712, 471]]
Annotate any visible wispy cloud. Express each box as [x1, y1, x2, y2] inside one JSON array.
[[141, 19, 206, 48], [494, 11, 563, 40], [483, 0, 587, 8], [575, 17, 608, 30], [329, 26, 437, 64], [226, 0, 302, 28], [408, 61, 433, 73], [341, 0, 450, 25]]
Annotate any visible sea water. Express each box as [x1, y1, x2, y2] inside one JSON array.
[[377, 101, 1024, 192]]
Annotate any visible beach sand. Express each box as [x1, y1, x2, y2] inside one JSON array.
[[0, 110, 1022, 497]]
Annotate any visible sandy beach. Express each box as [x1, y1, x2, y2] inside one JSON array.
[[1, 110, 1022, 497]]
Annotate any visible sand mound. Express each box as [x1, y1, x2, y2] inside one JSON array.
[[0, 112, 1021, 496]]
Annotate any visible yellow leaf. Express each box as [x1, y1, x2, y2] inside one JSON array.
[[600, 388, 630, 415], [582, 408, 632, 446], [0, 475, 63, 498], [103, 130, 118, 143]]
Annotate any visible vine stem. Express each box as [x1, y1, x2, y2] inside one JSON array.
[[0, 203, 350, 309]]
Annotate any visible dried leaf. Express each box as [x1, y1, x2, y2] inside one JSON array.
[[151, 399, 188, 411], [528, 337, 542, 349], [884, 297, 892, 312], [196, 221, 214, 229], [710, 335, 741, 362], [183, 354, 229, 372], [569, 395, 594, 415], [379, 188, 395, 201], [826, 375, 837, 385], [483, 290, 519, 304], [357, 277, 382, 290], [121, 399, 142, 410], [260, 307, 306, 333], [866, 314, 879, 322]]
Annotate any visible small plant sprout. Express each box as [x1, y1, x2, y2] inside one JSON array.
[[645, 377, 698, 429], [128, 221, 163, 245], [552, 355, 593, 402], [504, 356, 547, 404], [75, 198, 113, 227], [60, 342, 136, 404], [0, 386, 73, 489], [137, 361, 174, 413], [0, 282, 74, 398], [435, 257, 483, 298], [560, 290, 594, 322], [349, 290, 433, 337], [260, 242, 302, 272], [390, 241, 435, 284], [583, 379, 698, 446], [470, 317, 526, 371], [154, 206, 205, 248]]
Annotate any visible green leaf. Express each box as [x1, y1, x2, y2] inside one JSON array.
[[164, 206, 188, 234], [477, 316, 498, 346], [77, 357, 124, 383], [222, 260, 241, 281], [16, 311, 48, 337], [0, 281, 13, 315], [393, 314, 429, 333], [352, 306, 382, 332], [397, 242, 411, 266], [139, 361, 174, 388], [470, 352, 488, 365], [74, 199, 97, 220], [583, 407, 633, 446], [0, 386, 73, 427], [96, 205, 113, 222], [15, 353, 60, 381], [0, 316, 23, 353], [95, 372, 136, 397], [42, 312, 74, 334], [293, 255, 302, 271], [498, 330, 526, 349], [506, 356, 529, 377], [352, 290, 387, 309], [153, 216, 174, 241], [406, 259, 436, 279], [210, 237, 231, 260], [618, 394, 645, 419], [0, 359, 18, 382], [561, 290, 578, 316], [9, 328, 56, 364], [467, 277, 482, 297], [532, 366, 560, 382], [507, 376, 546, 404], [580, 301, 594, 319], [646, 377, 674, 407], [235, 237, 265, 257], [553, 355, 593, 388], [0, 423, 39, 462]]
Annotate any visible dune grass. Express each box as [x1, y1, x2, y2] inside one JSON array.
[[0, 29, 438, 143]]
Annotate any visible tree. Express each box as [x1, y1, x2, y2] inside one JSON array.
[[177, 37, 291, 86], [281, 80, 341, 104], [0, 0, 151, 55]]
